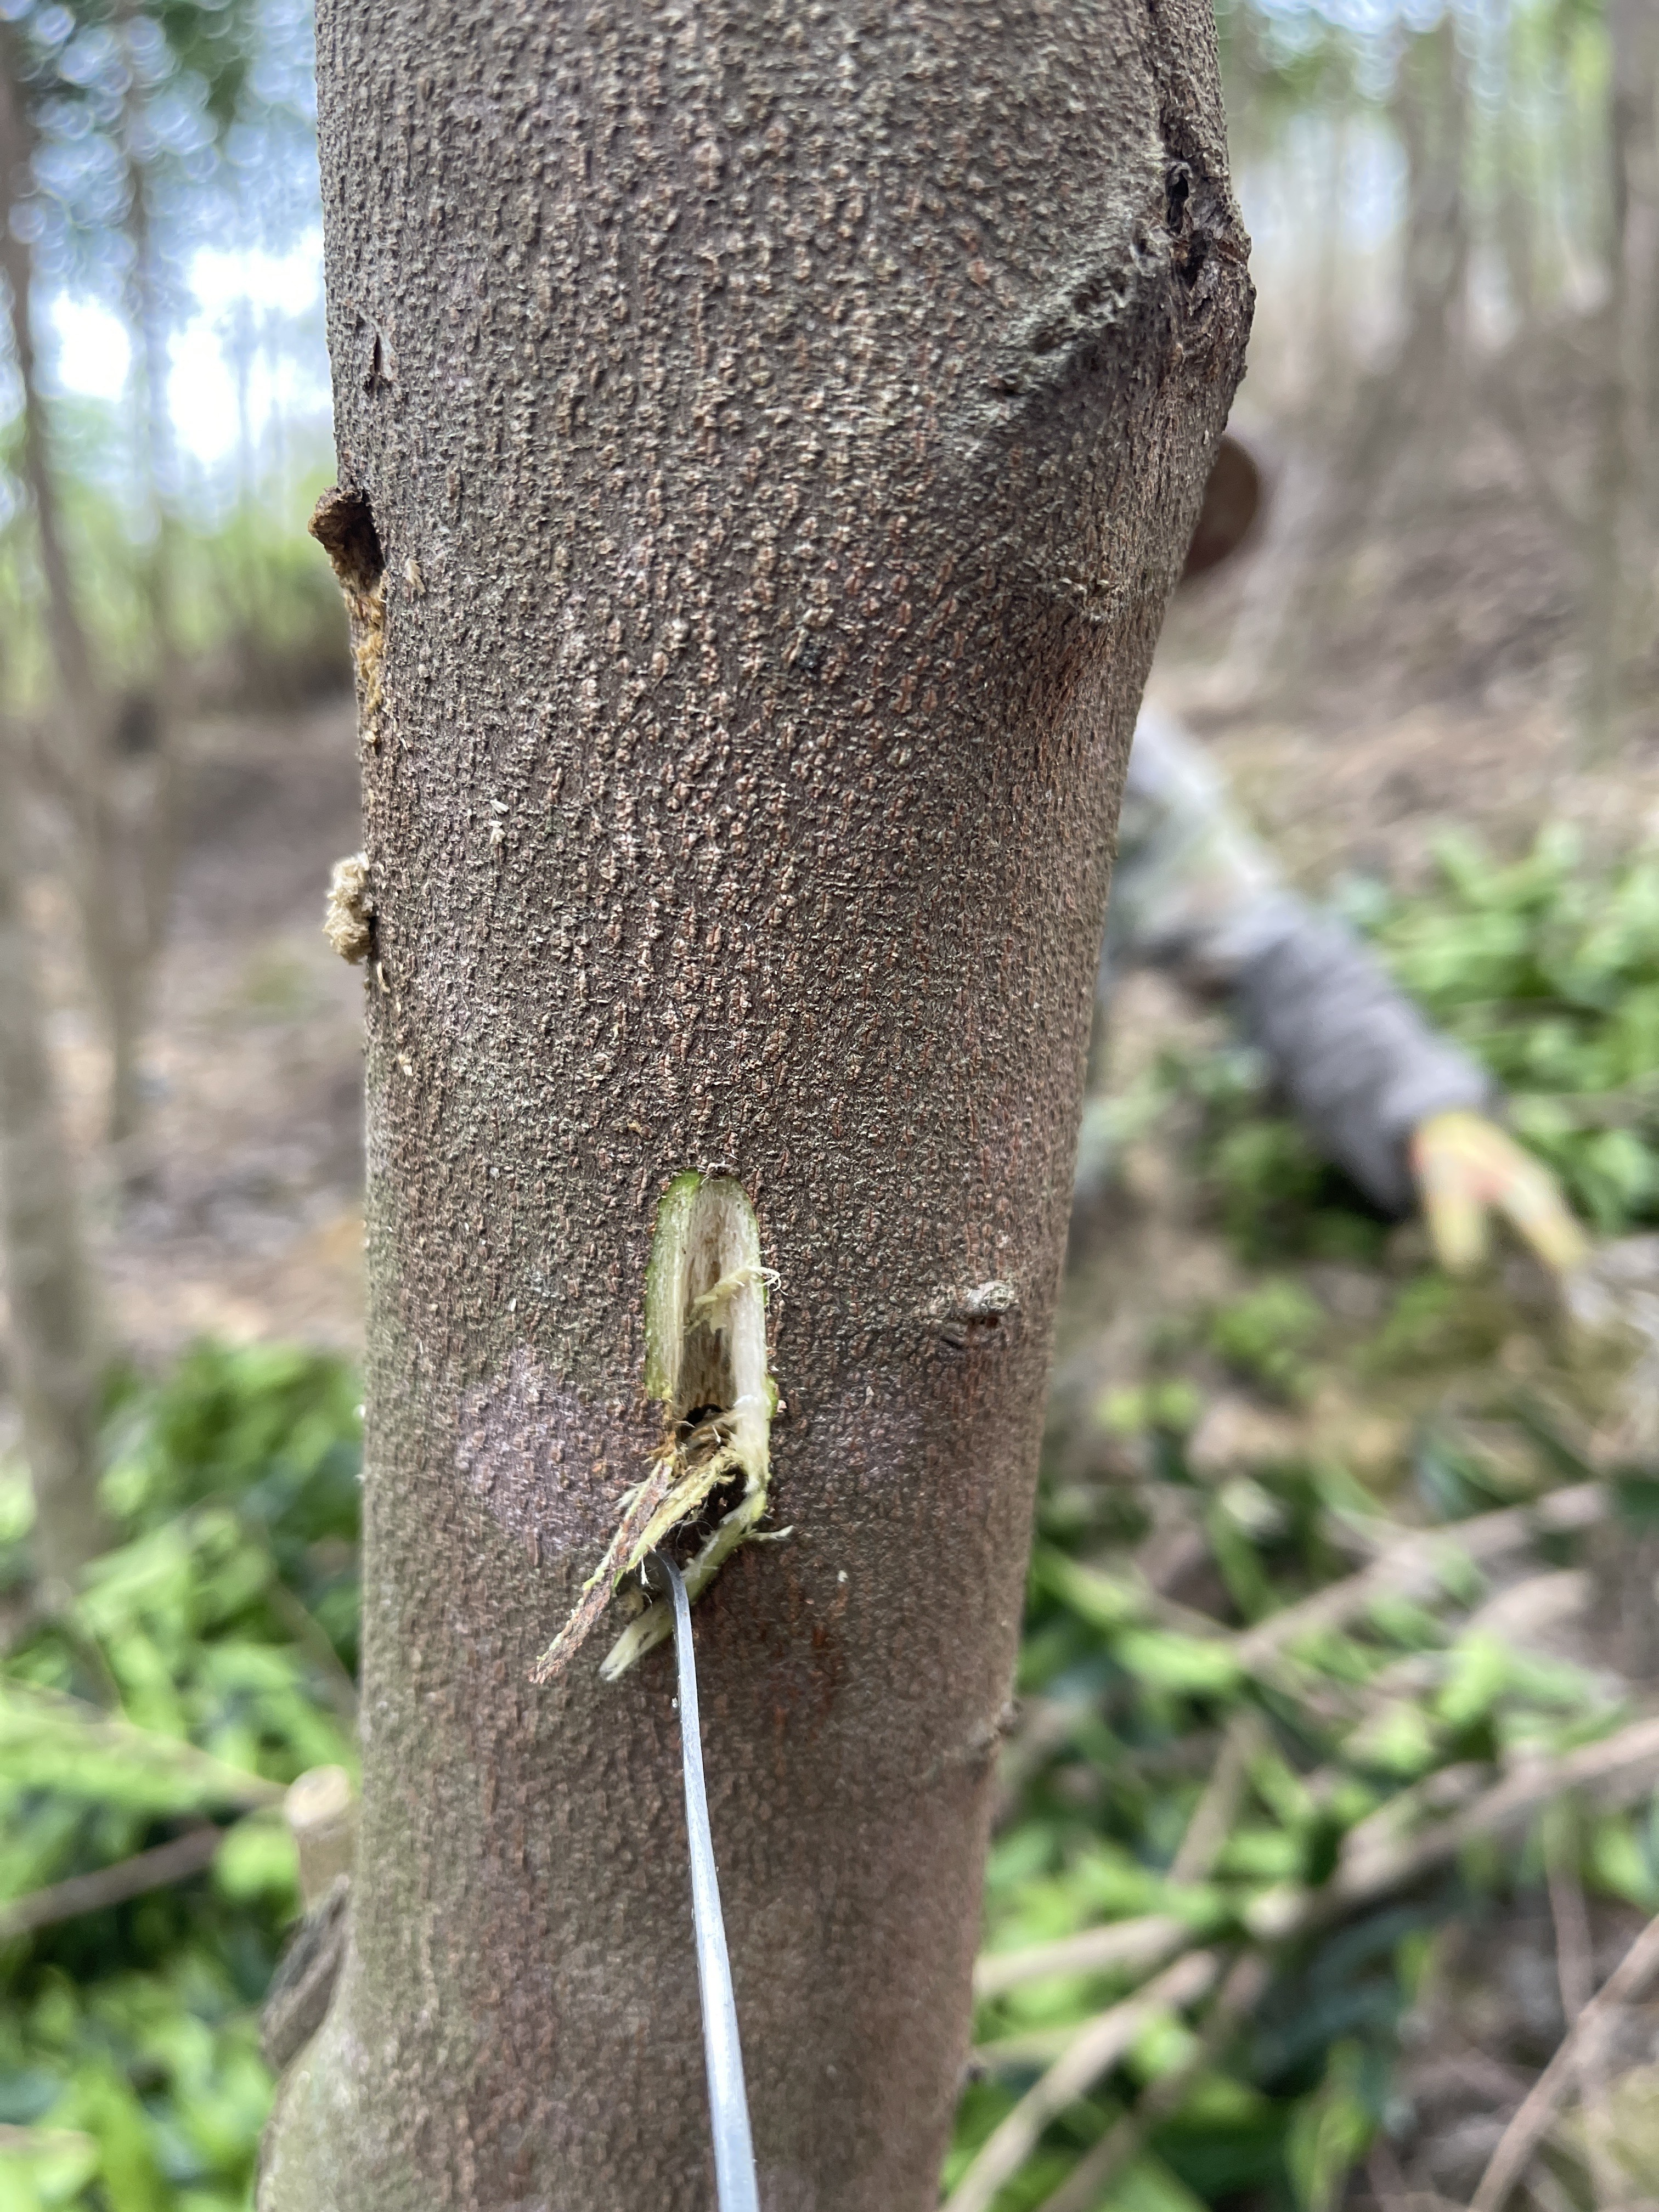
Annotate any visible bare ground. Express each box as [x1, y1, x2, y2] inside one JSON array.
[[38, 702, 368, 1363]]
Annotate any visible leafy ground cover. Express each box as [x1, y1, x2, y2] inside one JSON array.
[[0, 1346, 359, 2210], [946, 832, 1659, 2211], [4, 837, 1659, 2209]]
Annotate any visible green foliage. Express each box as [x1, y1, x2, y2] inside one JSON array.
[[1209, 1282, 1325, 1403], [956, 1392, 1646, 2211], [1366, 828, 1659, 1234], [1126, 830, 1659, 1266], [952, 805, 1659, 2202], [0, 1345, 360, 2212], [0, 435, 348, 719], [962, 809, 1659, 2209]]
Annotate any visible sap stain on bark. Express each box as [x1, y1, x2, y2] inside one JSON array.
[[456, 1345, 648, 1559]]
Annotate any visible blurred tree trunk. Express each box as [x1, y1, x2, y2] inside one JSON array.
[[1494, 32, 1536, 340], [0, 36, 167, 1160], [1393, 15, 1469, 442], [256, 2, 1250, 2207], [1583, 0, 1659, 754], [1274, 20, 1469, 699], [0, 728, 107, 1589], [1310, 110, 1351, 415], [116, 0, 179, 677]]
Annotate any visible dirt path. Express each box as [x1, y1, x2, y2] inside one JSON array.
[[55, 703, 368, 1362]]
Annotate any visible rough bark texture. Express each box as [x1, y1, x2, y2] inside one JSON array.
[[262, 5, 1249, 2207]]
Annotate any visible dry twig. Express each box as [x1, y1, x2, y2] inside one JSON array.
[[1169, 1711, 1263, 1886], [1030, 1953, 1269, 2212], [944, 1950, 1224, 2212], [1316, 1714, 1659, 1929], [0, 2123, 96, 2155], [1470, 1908, 1659, 2212], [1233, 1485, 1606, 1674], [973, 1913, 1190, 2003], [978, 1714, 1659, 2003], [0, 1825, 224, 1941], [1545, 1833, 1621, 2211]]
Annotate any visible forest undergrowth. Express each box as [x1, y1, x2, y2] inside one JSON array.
[[6, 837, 1659, 2209]]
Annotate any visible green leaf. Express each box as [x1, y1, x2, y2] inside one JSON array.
[[1114, 1631, 1243, 1697], [210, 1817, 298, 1908], [1032, 1551, 1147, 1635], [1098, 2151, 1210, 2212], [1285, 2044, 1375, 2212]]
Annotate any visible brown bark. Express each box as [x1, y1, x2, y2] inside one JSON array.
[[259, 5, 1249, 2208], [0, 38, 109, 1555], [0, 731, 107, 1588]]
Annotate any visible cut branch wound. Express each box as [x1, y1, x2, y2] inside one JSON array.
[[530, 1173, 777, 1685], [309, 486, 387, 747]]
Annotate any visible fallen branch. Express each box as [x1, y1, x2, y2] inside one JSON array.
[[1319, 1712, 1659, 1925], [1470, 1907, 1659, 2212], [1031, 1952, 1269, 2212], [0, 1825, 224, 1942], [973, 1912, 1191, 2002], [0, 2123, 96, 2156], [1233, 1484, 1606, 1673], [1462, 1570, 1590, 1645], [978, 1715, 1659, 2017], [262, 1577, 359, 1728], [979, 1708, 1659, 2022], [0, 1679, 285, 1812], [1544, 1830, 1621, 2212], [1243, 1714, 1659, 1940], [968, 2022, 1083, 2072], [1170, 1711, 1263, 1886], [944, 1949, 1224, 2212]]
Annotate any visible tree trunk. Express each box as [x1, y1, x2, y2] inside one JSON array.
[[1350, 16, 1469, 522], [0, 36, 162, 1159], [0, 729, 107, 1590], [0, 50, 109, 1582], [1270, 23, 1469, 703], [261, 6, 1249, 2207], [119, 0, 183, 683], [114, 0, 187, 1118], [1583, 0, 1657, 755]]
